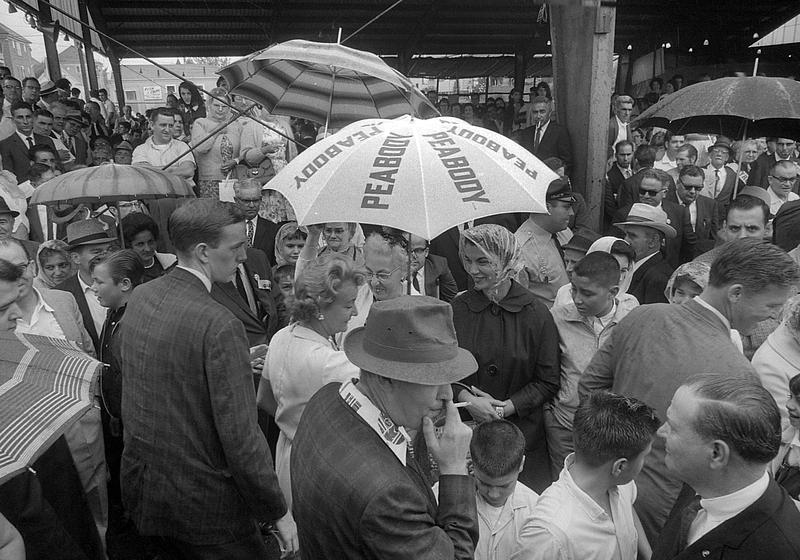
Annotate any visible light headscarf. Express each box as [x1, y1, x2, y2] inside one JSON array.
[[587, 236, 635, 295], [664, 261, 710, 303], [274, 221, 308, 266], [459, 224, 523, 302], [34, 239, 73, 289]]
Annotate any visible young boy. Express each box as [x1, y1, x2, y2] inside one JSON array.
[[272, 263, 295, 329], [469, 420, 540, 560], [526, 391, 659, 560], [546, 251, 638, 473]]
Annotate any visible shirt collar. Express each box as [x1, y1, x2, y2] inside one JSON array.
[[177, 265, 212, 292], [78, 273, 93, 293], [32, 287, 55, 314], [518, 216, 552, 239], [699, 470, 769, 522], [339, 379, 410, 466], [562, 454, 618, 521], [16, 130, 33, 144], [630, 250, 659, 274], [695, 295, 731, 330]]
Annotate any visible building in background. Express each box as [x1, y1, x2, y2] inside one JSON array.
[[118, 62, 220, 114], [0, 21, 37, 78]]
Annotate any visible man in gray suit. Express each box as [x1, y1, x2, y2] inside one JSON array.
[[120, 199, 294, 558]]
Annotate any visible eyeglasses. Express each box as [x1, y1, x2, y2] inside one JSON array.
[[235, 198, 261, 206], [365, 265, 401, 282], [638, 188, 664, 196], [770, 175, 796, 185], [411, 247, 428, 256], [681, 185, 704, 191]]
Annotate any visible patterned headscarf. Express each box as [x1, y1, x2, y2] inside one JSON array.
[[664, 261, 710, 303], [458, 224, 523, 301], [274, 221, 308, 266]]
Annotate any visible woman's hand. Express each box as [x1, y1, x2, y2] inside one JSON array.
[[220, 159, 237, 174], [463, 386, 506, 423]]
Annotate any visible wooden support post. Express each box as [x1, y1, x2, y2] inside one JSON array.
[[39, 2, 61, 81], [78, 0, 99, 92], [513, 50, 528, 91], [107, 50, 125, 114], [550, 1, 616, 232]]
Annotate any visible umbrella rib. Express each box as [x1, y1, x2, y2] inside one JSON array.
[[411, 124, 432, 239]]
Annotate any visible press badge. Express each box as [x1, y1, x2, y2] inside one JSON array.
[[254, 274, 271, 290]]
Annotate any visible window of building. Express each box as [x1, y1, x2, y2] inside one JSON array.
[[166, 85, 176, 95], [124, 90, 138, 102]]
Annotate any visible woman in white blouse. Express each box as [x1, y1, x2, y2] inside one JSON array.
[[256, 253, 365, 510]]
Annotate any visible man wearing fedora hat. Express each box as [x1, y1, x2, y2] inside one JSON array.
[[53, 219, 116, 354], [614, 202, 676, 304], [292, 296, 479, 559], [701, 137, 744, 211]]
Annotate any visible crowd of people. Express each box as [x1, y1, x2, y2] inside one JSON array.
[[0, 61, 800, 560]]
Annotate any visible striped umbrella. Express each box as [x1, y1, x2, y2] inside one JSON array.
[[29, 163, 195, 206], [218, 40, 439, 130], [0, 331, 101, 484]]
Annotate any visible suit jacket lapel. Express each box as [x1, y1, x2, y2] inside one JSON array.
[[68, 277, 98, 343]]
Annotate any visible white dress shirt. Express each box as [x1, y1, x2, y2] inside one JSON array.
[[15, 130, 35, 149], [768, 187, 800, 215], [702, 165, 729, 199], [653, 154, 677, 171], [77, 273, 106, 337], [15, 288, 66, 339], [614, 116, 628, 148], [687, 471, 770, 546], [527, 454, 639, 560], [177, 265, 212, 292]]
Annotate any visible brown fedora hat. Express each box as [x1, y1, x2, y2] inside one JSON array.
[[65, 218, 117, 249], [344, 296, 477, 385]]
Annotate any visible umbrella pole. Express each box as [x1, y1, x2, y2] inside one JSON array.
[[734, 119, 749, 199], [161, 103, 258, 171], [407, 239, 412, 295], [116, 202, 125, 248], [324, 68, 336, 138]]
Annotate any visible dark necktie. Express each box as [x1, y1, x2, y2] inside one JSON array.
[[533, 126, 542, 151], [25, 136, 33, 149], [246, 220, 255, 248], [713, 169, 720, 198], [677, 495, 702, 550], [234, 266, 257, 315], [552, 233, 566, 265], [412, 272, 420, 293]]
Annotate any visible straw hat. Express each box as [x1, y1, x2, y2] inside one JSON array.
[[614, 203, 677, 239]]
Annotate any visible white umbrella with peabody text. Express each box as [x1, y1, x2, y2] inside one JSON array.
[[267, 115, 556, 240]]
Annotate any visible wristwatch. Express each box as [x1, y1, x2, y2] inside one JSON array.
[[495, 406, 505, 418]]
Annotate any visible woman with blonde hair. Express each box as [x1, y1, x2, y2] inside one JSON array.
[[190, 87, 241, 198], [256, 253, 364, 510]]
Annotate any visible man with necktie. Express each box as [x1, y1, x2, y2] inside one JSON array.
[[232, 181, 283, 266], [0, 101, 56, 182], [676, 165, 719, 257], [653, 373, 800, 559], [604, 140, 635, 233], [701, 138, 743, 215], [520, 96, 573, 175]]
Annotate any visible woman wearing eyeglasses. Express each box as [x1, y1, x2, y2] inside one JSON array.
[[451, 224, 560, 493]]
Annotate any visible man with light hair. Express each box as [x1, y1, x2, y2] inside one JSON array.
[[608, 94, 634, 155]]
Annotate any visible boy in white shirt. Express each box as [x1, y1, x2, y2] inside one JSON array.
[[524, 391, 659, 560], [469, 420, 539, 560]]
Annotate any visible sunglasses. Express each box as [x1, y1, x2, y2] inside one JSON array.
[[639, 188, 664, 196], [681, 185, 704, 191]]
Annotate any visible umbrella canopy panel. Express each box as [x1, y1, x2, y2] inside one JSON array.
[[634, 76, 800, 138], [0, 332, 101, 483], [268, 115, 556, 240], [29, 164, 195, 206], [219, 40, 439, 129]]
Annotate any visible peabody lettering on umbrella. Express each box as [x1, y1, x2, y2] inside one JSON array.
[[443, 125, 540, 181], [424, 131, 490, 204], [293, 124, 385, 189], [361, 132, 412, 209]]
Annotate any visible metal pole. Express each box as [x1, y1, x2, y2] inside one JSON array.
[[161, 102, 257, 170], [35, 0, 303, 148]]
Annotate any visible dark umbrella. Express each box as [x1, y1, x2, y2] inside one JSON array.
[[634, 76, 800, 139]]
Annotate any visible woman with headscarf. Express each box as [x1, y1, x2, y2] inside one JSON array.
[[552, 236, 638, 307], [273, 222, 308, 268], [663, 261, 710, 305], [451, 224, 560, 492], [240, 106, 298, 223], [33, 240, 75, 290], [191, 87, 242, 199], [177, 80, 206, 129]]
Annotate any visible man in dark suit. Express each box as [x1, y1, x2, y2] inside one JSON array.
[[292, 296, 479, 559], [616, 169, 694, 268], [614, 203, 676, 304], [233, 182, 283, 266], [53, 219, 117, 355], [519, 96, 573, 175], [408, 234, 458, 302], [676, 165, 719, 257], [62, 108, 90, 166], [0, 100, 56, 182], [604, 140, 634, 233], [749, 137, 800, 194], [83, 101, 109, 140], [618, 145, 679, 210], [119, 199, 293, 557], [701, 139, 744, 214], [653, 373, 800, 559], [211, 247, 278, 347], [430, 213, 523, 291]]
